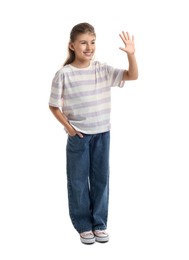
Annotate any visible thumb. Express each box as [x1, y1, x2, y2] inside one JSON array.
[[77, 132, 84, 138]]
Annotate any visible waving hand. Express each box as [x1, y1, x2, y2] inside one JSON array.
[[119, 31, 135, 55]]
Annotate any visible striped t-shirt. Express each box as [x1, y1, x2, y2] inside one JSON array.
[[49, 61, 125, 134]]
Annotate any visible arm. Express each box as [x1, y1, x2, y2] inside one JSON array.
[[119, 31, 138, 81], [49, 105, 83, 138]]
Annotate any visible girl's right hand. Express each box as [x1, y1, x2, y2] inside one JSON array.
[[67, 126, 83, 138]]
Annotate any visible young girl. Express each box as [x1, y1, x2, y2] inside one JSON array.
[[49, 22, 138, 244]]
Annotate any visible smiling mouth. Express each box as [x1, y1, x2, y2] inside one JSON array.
[[83, 52, 93, 57]]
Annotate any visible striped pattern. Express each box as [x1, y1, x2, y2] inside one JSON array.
[[49, 61, 125, 134]]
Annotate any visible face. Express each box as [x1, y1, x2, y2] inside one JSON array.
[[69, 32, 96, 65]]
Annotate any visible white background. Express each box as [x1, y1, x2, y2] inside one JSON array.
[[0, 0, 189, 259]]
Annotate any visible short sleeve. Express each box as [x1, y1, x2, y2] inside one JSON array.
[[105, 64, 125, 88], [49, 70, 64, 107]]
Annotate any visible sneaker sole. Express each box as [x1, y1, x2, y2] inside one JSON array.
[[80, 236, 96, 244], [95, 235, 109, 243]]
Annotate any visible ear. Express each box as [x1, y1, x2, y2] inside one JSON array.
[[69, 42, 75, 51]]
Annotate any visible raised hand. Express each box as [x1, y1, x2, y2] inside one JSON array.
[[119, 31, 135, 55]]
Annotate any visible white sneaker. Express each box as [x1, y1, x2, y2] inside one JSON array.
[[80, 231, 95, 244], [93, 230, 109, 243]]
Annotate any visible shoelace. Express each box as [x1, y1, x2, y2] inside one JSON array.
[[81, 231, 94, 237], [86, 231, 93, 235], [94, 230, 108, 236]]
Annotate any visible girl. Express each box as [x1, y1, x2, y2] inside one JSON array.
[[49, 22, 138, 244]]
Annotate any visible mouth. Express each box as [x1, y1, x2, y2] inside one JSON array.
[[83, 52, 93, 57]]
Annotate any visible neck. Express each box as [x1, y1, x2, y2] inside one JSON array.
[[71, 60, 91, 68]]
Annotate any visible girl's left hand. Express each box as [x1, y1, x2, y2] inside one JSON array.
[[119, 31, 135, 55]]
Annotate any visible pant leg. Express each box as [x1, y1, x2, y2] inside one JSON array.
[[89, 131, 110, 231], [66, 134, 92, 233]]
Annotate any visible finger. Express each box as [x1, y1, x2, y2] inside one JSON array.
[[77, 132, 83, 138], [119, 47, 125, 52], [128, 32, 131, 40], [121, 31, 127, 41], [119, 33, 125, 42], [123, 31, 130, 40]]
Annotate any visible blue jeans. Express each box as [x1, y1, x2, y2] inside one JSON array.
[[66, 131, 110, 233]]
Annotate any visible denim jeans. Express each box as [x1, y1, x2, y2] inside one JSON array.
[[66, 131, 110, 233]]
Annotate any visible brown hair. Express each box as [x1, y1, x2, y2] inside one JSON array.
[[63, 22, 96, 66]]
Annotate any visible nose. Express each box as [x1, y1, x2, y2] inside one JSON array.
[[86, 43, 92, 50]]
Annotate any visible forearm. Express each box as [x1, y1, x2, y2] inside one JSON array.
[[49, 105, 83, 137], [49, 105, 73, 132], [123, 53, 138, 80]]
